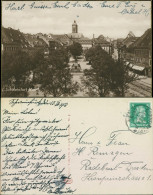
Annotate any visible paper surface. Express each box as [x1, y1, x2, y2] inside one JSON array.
[[1, 0, 152, 194], [1, 98, 153, 194]]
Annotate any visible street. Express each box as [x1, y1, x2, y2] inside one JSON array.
[[126, 77, 152, 97], [69, 56, 91, 97]]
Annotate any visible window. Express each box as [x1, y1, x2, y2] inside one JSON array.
[[149, 59, 152, 66]]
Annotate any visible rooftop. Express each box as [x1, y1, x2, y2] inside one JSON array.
[[130, 28, 152, 49]]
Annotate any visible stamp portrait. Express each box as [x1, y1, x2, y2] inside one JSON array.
[[130, 102, 151, 128]]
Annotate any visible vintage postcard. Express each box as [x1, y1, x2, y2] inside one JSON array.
[[1, 1, 152, 97], [1, 98, 153, 194], [1, 1, 153, 195]]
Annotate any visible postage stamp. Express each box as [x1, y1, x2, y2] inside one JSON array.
[[130, 103, 151, 128]]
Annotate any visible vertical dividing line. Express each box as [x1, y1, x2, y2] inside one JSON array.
[[68, 114, 71, 177]]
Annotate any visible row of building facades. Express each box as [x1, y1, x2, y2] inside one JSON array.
[[2, 21, 152, 77], [117, 29, 152, 77]]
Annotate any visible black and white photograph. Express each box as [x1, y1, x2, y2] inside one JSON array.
[[2, 1, 152, 97], [1, 1, 153, 195]]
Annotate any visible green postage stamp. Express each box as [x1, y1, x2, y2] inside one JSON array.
[[130, 103, 151, 128]]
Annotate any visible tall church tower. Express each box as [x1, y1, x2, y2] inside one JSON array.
[[72, 20, 78, 33]]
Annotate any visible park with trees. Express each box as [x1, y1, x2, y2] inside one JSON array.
[[82, 45, 138, 97], [2, 45, 79, 97], [2, 41, 138, 97]]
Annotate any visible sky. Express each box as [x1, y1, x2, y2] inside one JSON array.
[[2, 1, 151, 39]]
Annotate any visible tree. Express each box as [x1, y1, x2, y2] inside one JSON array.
[[110, 60, 139, 97], [82, 45, 139, 97], [2, 50, 31, 89], [85, 45, 104, 64], [39, 48, 79, 97], [29, 48, 47, 84], [82, 46, 114, 97], [40, 66, 79, 97], [85, 46, 96, 62], [68, 42, 83, 61]]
